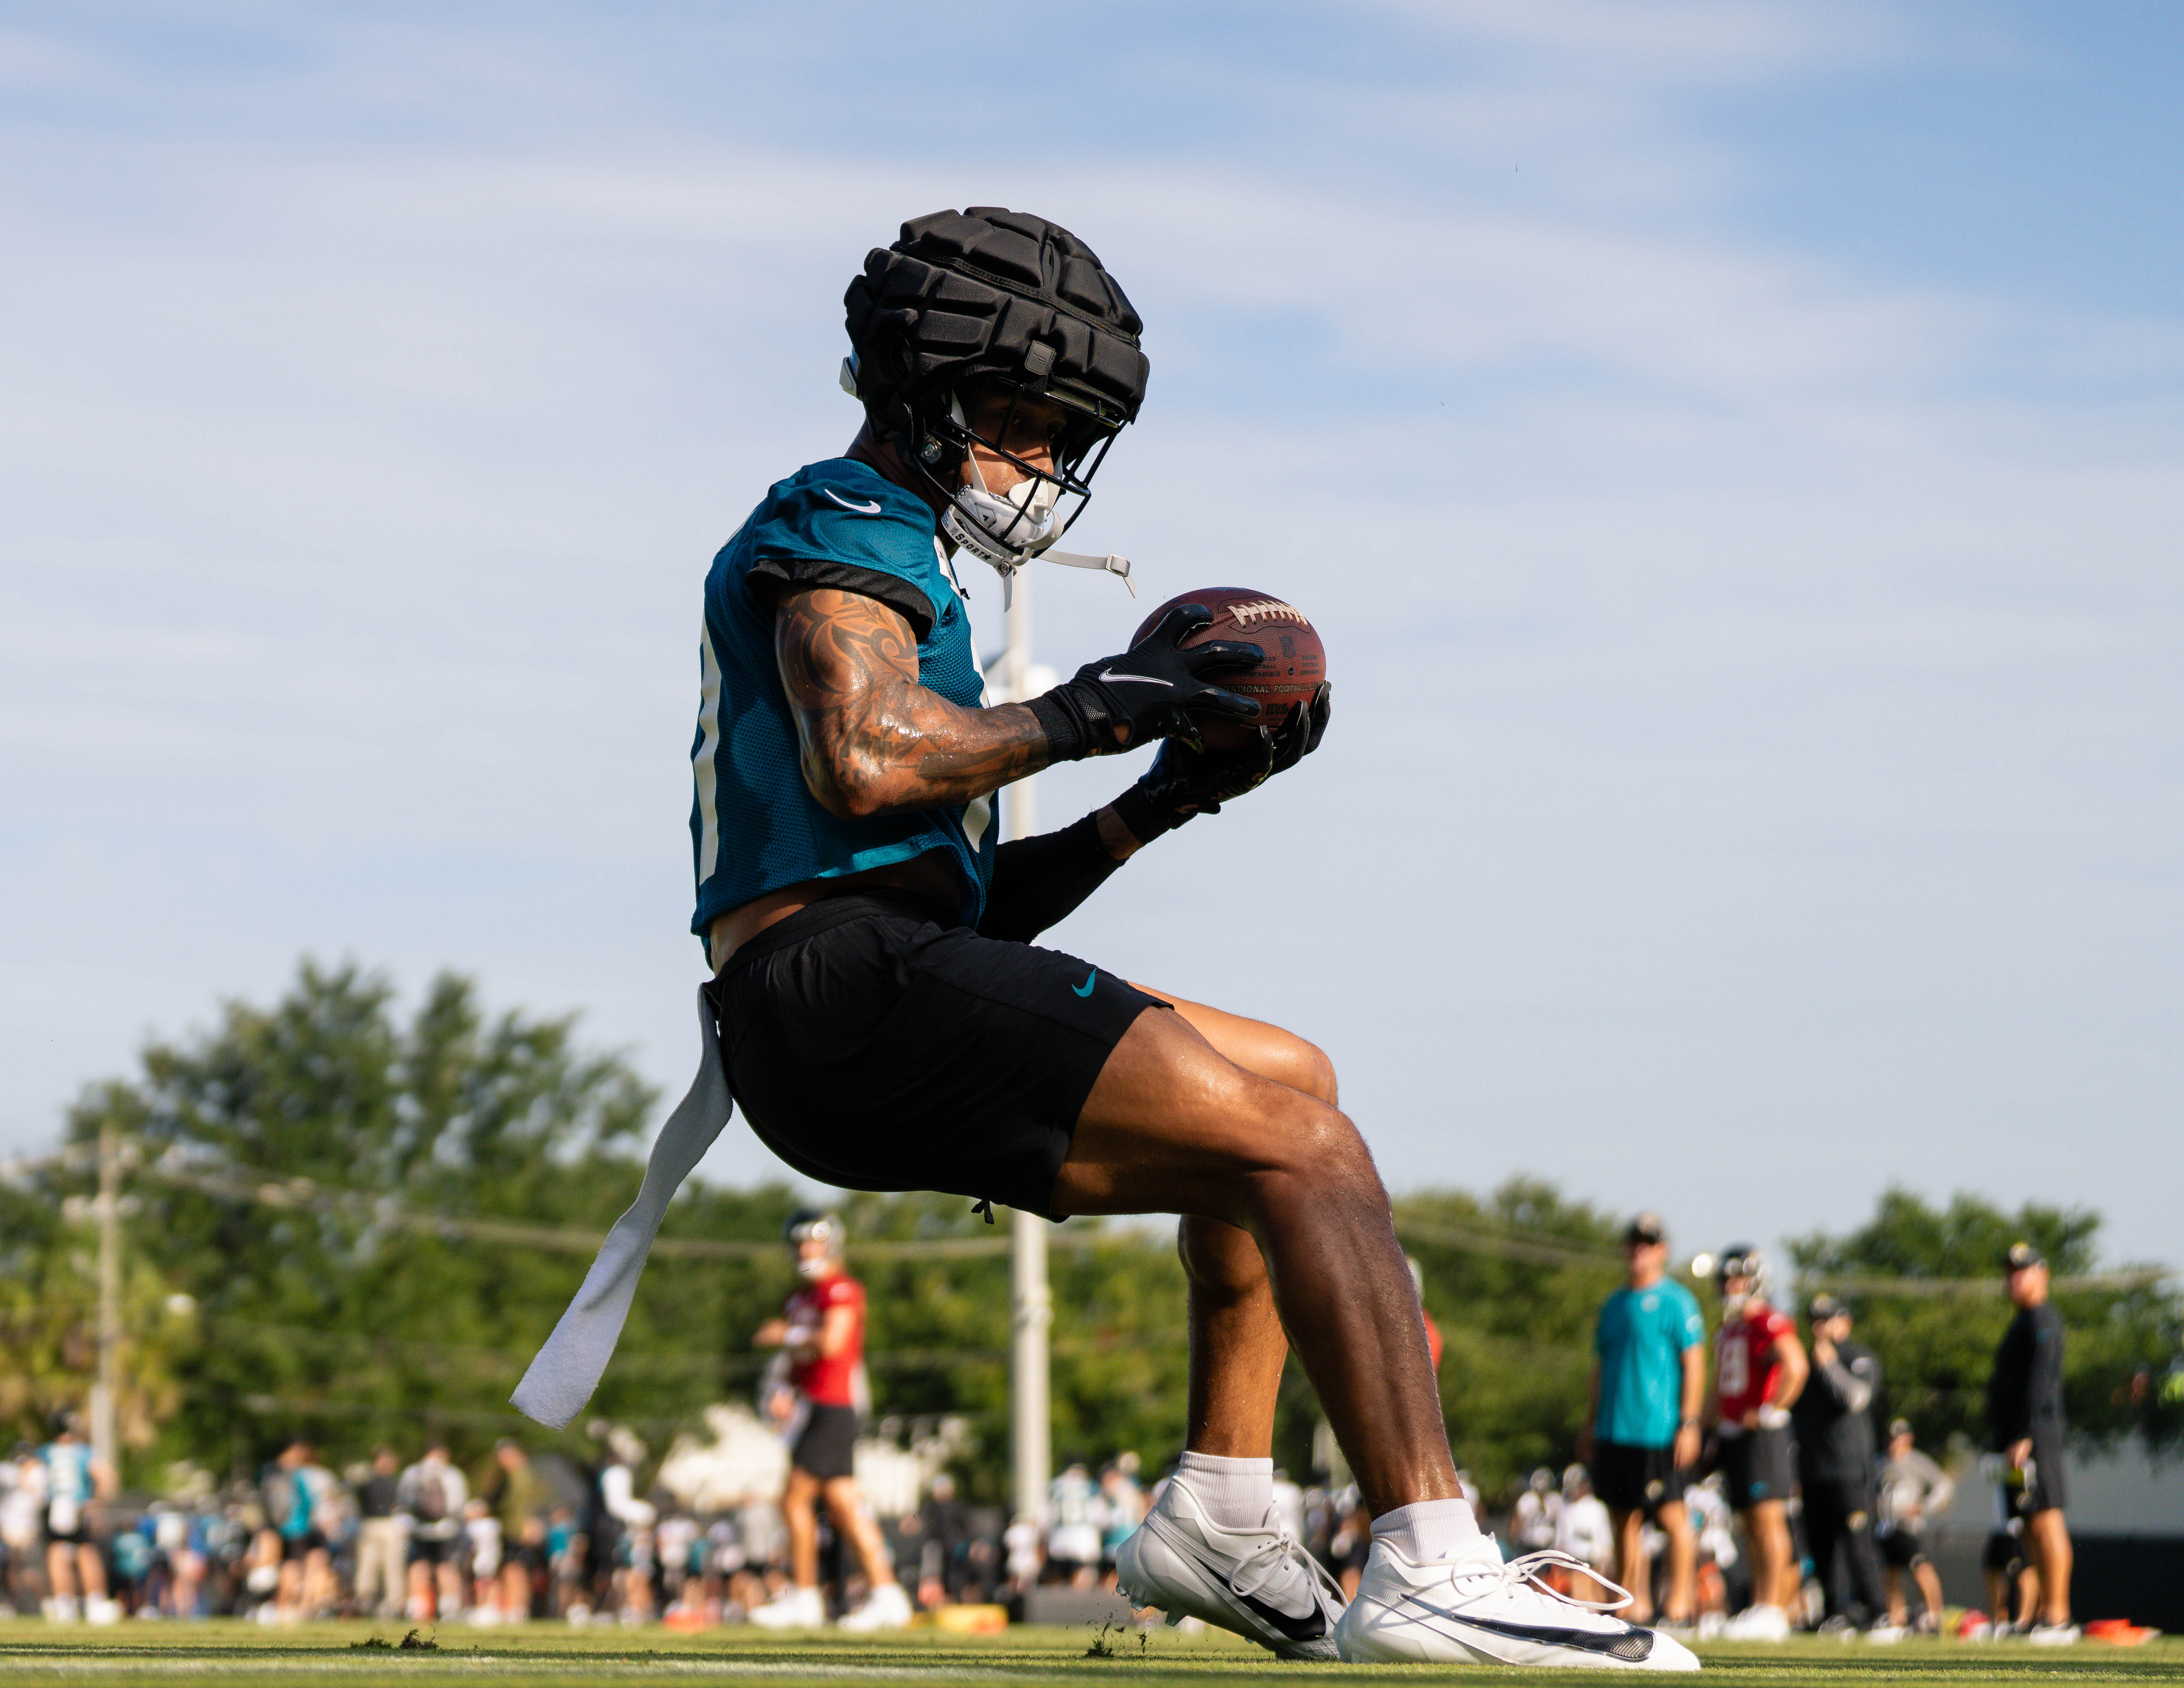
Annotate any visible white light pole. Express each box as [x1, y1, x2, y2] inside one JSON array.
[[91, 1125, 120, 1473], [993, 573, 1053, 1532]]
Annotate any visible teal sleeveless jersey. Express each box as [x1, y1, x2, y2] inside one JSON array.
[[689, 459, 996, 941]]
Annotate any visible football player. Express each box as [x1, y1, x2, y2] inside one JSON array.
[[681, 209, 1694, 1670], [1703, 1246, 1807, 1640], [749, 1210, 907, 1630]]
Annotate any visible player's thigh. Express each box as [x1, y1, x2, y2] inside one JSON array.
[[1131, 984, 1336, 1104], [1054, 999, 1358, 1223]]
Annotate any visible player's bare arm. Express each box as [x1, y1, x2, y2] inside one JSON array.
[[775, 585, 1052, 817], [1747, 1328, 1817, 1424]]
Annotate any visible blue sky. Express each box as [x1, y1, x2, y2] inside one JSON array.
[[3, 1, 2178, 1271]]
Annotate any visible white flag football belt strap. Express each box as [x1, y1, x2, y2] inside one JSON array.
[[510, 987, 733, 1428]]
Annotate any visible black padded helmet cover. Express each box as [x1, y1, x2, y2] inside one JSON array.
[[844, 207, 1150, 450]]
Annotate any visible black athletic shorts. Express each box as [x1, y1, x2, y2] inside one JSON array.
[[1590, 1442, 1689, 1514], [281, 1527, 326, 1561], [1983, 1525, 2025, 1575], [2021, 1431, 2067, 1514], [707, 893, 1166, 1219], [409, 1532, 461, 1566], [793, 1403, 862, 1481], [1719, 1426, 1795, 1511], [1878, 1523, 1927, 1569]]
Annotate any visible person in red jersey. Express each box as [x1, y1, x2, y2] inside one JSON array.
[[1703, 1246, 1807, 1640], [749, 1209, 910, 1631]]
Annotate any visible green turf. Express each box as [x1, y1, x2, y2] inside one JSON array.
[[0, 1623, 2174, 1687]]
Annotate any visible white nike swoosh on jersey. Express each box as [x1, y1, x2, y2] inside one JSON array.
[[1098, 670, 1172, 686], [821, 489, 883, 514]]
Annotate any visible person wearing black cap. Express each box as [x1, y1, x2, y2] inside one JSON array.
[[1790, 1295, 1891, 1634], [1986, 1243, 2075, 1642], [1578, 1213, 1706, 1628], [1875, 1419, 1953, 1631]]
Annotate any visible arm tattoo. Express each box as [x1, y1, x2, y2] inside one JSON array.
[[774, 587, 1051, 818]]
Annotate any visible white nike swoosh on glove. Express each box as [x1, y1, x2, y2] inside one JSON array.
[[821, 489, 883, 514], [1098, 670, 1173, 687]]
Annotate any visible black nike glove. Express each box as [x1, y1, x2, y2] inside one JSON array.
[[1025, 603, 1263, 760], [1110, 681, 1333, 843]]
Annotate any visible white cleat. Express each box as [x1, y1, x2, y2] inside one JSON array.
[[1114, 1473, 1345, 1660], [836, 1581, 913, 1632], [2027, 1622, 2080, 1646], [1334, 1541, 1700, 1669], [749, 1584, 826, 1628], [1719, 1602, 1792, 1642]]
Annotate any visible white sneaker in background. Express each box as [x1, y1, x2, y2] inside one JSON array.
[[83, 1597, 121, 1626], [2027, 1622, 2080, 1646], [1114, 1471, 1345, 1660], [749, 1584, 826, 1629], [1864, 1619, 1907, 1643], [836, 1581, 913, 1632], [1720, 1603, 1792, 1641], [1333, 1541, 1698, 1669]]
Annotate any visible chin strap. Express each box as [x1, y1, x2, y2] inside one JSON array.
[[980, 548, 1133, 609]]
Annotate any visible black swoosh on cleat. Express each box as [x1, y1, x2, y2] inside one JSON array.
[[1233, 1586, 1330, 1643], [1145, 1519, 1329, 1643], [1446, 1617, 1654, 1660]]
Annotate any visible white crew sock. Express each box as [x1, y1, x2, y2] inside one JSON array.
[[1176, 1451, 1275, 1531], [1372, 1497, 1483, 1562]]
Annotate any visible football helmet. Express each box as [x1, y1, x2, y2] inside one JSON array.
[[1716, 1244, 1770, 1310], [785, 1207, 846, 1279], [843, 207, 1148, 597]]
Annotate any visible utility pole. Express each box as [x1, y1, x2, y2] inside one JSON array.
[[91, 1124, 120, 1473], [996, 575, 1053, 1531]]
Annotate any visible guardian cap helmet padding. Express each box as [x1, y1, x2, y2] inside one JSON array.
[[843, 208, 1149, 592]]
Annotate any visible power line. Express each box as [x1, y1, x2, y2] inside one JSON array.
[[1798, 1268, 2173, 1298]]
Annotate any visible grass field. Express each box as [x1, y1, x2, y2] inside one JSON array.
[[0, 1624, 2177, 1687]]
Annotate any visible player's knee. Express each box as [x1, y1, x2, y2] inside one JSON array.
[[1272, 1033, 1338, 1106], [1268, 1098, 1379, 1192]]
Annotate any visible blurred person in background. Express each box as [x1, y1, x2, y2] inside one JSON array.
[[1098, 1460, 1145, 1590], [352, 1449, 406, 1621], [1791, 1296, 1893, 1636], [916, 1473, 966, 1608], [41, 1416, 118, 1624], [595, 1429, 656, 1626], [1987, 1242, 2075, 1643], [1406, 1258, 1444, 1372], [461, 1498, 502, 1621], [1579, 1212, 1705, 1628], [483, 1439, 551, 1622], [1512, 1469, 1560, 1554], [748, 1210, 908, 1631], [1682, 1475, 1739, 1622], [1047, 1461, 1101, 1586], [1705, 1247, 1806, 1641], [1552, 1465, 1616, 1605], [400, 1440, 469, 1621], [2, 1444, 47, 1615], [263, 1441, 339, 1621], [1875, 1420, 1953, 1633]]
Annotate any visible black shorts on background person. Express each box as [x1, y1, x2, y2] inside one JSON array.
[[1589, 1443, 1687, 1515], [1718, 1426, 1795, 1513]]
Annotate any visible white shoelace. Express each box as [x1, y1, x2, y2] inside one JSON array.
[[1452, 1549, 1635, 1616], [1227, 1526, 1345, 1608]]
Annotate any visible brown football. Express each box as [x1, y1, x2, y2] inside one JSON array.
[[1131, 587, 1326, 749]]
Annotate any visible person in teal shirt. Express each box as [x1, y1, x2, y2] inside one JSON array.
[[1579, 1212, 1707, 1627]]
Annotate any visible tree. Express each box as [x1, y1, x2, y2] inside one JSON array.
[[1788, 1188, 2183, 1456]]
